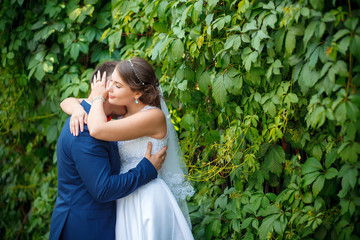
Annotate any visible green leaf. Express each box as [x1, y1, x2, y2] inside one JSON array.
[[273, 220, 286, 235], [259, 214, 279, 240], [325, 168, 338, 179], [286, 93, 298, 103], [325, 149, 337, 169], [346, 101, 359, 121], [242, 20, 257, 32], [310, 0, 324, 10], [69, 7, 81, 22], [205, 219, 221, 238], [338, 142, 360, 163], [46, 125, 58, 143], [333, 29, 351, 42], [224, 35, 237, 50], [214, 18, 225, 31], [79, 82, 89, 92], [302, 157, 323, 175], [243, 232, 254, 240], [323, 12, 336, 22], [212, 74, 227, 106], [263, 14, 277, 29], [157, 0, 169, 18], [308, 47, 319, 70], [223, 72, 233, 90], [264, 145, 285, 177], [335, 102, 347, 124], [73, 85, 79, 96], [274, 28, 285, 53], [182, 114, 195, 131], [96, 12, 111, 29], [312, 175, 325, 197], [171, 39, 184, 61], [303, 21, 317, 48], [241, 217, 254, 229], [191, 0, 203, 24], [242, 50, 258, 71], [339, 165, 358, 190], [78, 42, 89, 54], [303, 192, 314, 203], [252, 30, 269, 51], [299, 63, 320, 94], [70, 43, 80, 60], [153, 22, 168, 33], [31, 17, 47, 30], [229, 75, 243, 95], [214, 194, 227, 209], [303, 171, 321, 186], [312, 144, 322, 161], [350, 34, 360, 60], [42, 61, 53, 73], [285, 29, 296, 55], [198, 71, 210, 95], [34, 64, 45, 81], [207, 0, 219, 9], [177, 80, 188, 91]]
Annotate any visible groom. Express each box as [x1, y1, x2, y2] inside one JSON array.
[[49, 61, 167, 240]]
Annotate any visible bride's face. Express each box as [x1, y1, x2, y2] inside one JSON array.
[[107, 70, 140, 106]]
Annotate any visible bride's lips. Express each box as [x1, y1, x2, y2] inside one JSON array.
[[108, 95, 115, 99]]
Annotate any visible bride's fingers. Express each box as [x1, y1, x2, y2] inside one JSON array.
[[69, 120, 73, 135], [84, 113, 88, 124], [101, 71, 106, 84], [97, 70, 101, 83], [73, 118, 78, 136]]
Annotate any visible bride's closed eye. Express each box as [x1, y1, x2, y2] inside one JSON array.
[[112, 79, 122, 88]]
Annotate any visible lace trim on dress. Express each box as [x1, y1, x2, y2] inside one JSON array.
[[160, 172, 195, 201]]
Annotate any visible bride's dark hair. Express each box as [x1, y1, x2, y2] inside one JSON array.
[[115, 57, 161, 108]]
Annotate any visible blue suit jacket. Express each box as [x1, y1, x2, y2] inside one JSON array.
[[50, 101, 157, 240]]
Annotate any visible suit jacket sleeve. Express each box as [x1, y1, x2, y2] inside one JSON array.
[[71, 135, 157, 202]]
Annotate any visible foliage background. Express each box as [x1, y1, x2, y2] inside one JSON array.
[[1, 0, 360, 239]]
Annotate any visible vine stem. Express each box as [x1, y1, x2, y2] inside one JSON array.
[[348, 0, 352, 17], [16, 206, 31, 240], [345, 0, 353, 101]]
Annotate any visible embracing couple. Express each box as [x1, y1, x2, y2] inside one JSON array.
[[49, 57, 194, 240]]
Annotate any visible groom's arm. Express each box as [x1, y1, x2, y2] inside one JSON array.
[[72, 137, 157, 202]]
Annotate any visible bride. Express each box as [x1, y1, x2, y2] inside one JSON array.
[[62, 57, 194, 240]]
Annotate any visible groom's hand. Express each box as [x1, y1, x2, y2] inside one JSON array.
[[145, 142, 167, 171]]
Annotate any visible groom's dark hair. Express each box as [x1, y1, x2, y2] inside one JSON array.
[[90, 61, 118, 84]]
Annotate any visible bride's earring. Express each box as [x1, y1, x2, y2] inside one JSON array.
[[135, 98, 139, 104]]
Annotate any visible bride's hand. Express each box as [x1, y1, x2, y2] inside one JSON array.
[[70, 106, 88, 136], [91, 70, 108, 99]]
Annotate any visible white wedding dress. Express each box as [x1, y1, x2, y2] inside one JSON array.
[[115, 106, 194, 240]]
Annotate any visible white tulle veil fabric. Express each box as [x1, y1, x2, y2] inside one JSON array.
[[158, 87, 195, 228]]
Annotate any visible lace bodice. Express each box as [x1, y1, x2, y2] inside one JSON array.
[[117, 105, 194, 202], [118, 106, 167, 174]]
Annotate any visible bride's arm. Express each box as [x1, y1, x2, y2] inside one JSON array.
[[88, 99, 166, 141], [88, 71, 166, 141], [60, 97, 84, 115], [60, 97, 87, 136]]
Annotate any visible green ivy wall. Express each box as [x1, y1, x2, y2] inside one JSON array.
[[1, 0, 359, 239]]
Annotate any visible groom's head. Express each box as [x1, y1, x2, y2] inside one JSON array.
[[90, 61, 126, 117], [90, 61, 117, 84]]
